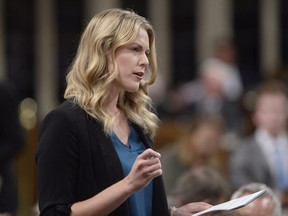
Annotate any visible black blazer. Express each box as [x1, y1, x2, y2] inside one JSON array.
[[36, 100, 169, 216]]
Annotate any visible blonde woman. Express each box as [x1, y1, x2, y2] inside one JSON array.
[[36, 8, 211, 216]]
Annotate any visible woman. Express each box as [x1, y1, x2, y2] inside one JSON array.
[[36, 8, 211, 216]]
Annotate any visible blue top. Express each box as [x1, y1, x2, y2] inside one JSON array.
[[110, 126, 153, 216]]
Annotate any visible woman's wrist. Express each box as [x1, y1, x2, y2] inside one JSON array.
[[121, 176, 135, 196]]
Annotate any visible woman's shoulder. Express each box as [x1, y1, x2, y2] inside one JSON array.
[[42, 100, 86, 126], [41, 100, 103, 133], [49, 100, 82, 116]]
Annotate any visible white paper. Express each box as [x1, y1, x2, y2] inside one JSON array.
[[192, 190, 266, 216]]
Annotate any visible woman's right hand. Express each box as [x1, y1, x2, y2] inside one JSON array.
[[124, 148, 162, 192]]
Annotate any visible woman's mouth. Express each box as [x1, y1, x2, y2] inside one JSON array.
[[133, 72, 144, 79]]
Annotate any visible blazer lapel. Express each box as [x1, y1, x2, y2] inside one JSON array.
[[132, 123, 153, 149], [88, 118, 125, 184]]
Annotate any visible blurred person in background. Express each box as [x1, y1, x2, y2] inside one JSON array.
[[162, 56, 244, 136], [168, 166, 230, 208], [231, 183, 282, 216], [157, 38, 244, 125], [210, 38, 243, 102], [0, 81, 25, 216], [178, 58, 244, 134], [160, 114, 225, 195], [229, 80, 288, 205]]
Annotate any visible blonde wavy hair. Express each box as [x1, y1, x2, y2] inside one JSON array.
[[64, 8, 159, 138]]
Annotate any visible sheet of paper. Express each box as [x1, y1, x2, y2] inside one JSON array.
[[192, 190, 266, 216]]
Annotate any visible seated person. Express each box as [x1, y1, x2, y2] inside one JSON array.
[[231, 183, 281, 216], [168, 166, 230, 207], [160, 114, 225, 195], [229, 80, 288, 204]]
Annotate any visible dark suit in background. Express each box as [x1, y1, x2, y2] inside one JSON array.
[[229, 136, 274, 190]]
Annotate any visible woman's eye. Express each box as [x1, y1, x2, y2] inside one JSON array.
[[132, 47, 140, 52]]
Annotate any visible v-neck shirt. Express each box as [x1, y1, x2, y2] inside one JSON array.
[[110, 126, 153, 216]]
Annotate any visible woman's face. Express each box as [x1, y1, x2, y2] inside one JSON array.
[[113, 27, 150, 93]]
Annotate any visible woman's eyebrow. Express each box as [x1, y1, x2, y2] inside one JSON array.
[[131, 42, 149, 50]]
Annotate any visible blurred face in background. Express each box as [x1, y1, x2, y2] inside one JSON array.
[[201, 70, 224, 98], [189, 123, 222, 159], [236, 195, 275, 216], [253, 92, 288, 136], [214, 41, 236, 64]]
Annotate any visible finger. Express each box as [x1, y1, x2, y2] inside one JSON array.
[[142, 157, 162, 167], [144, 158, 161, 172], [138, 148, 161, 160], [146, 168, 162, 179], [140, 164, 162, 181], [147, 164, 162, 176], [187, 202, 212, 213]]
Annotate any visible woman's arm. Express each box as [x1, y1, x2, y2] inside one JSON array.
[[71, 148, 162, 216]]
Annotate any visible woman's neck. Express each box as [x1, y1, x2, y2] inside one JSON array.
[[106, 90, 120, 115]]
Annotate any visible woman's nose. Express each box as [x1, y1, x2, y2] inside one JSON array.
[[139, 52, 149, 66]]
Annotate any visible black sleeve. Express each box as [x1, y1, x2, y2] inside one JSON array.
[[36, 108, 79, 216]]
